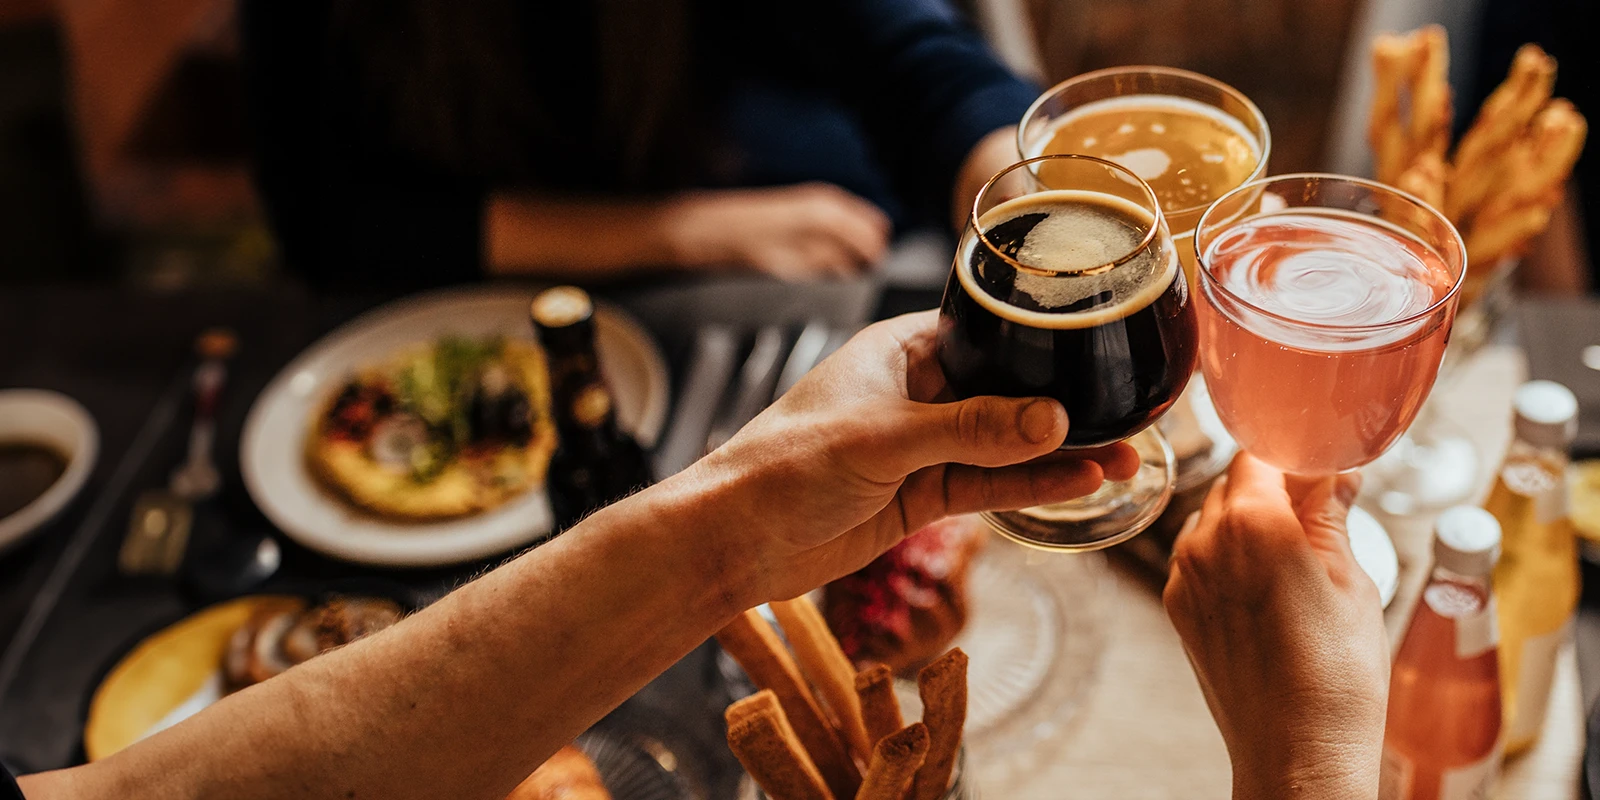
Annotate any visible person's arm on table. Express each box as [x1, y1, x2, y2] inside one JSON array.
[[485, 182, 891, 282], [16, 312, 1135, 800], [1165, 455, 1389, 800]]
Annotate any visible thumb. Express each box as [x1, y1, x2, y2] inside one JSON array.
[[1292, 472, 1362, 574], [862, 396, 1069, 481]]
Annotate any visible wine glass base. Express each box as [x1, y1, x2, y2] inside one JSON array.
[[981, 427, 1175, 552], [1362, 428, 1480, 517]]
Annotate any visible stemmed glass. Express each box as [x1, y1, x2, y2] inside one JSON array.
[[936, 154, 1196, 551], [1191, 174, 1467, 476], [1018, 66, 1271, 492]]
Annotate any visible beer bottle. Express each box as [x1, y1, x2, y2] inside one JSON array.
[[530, 287, 653, 532], [1486, 380, 1580, 754]]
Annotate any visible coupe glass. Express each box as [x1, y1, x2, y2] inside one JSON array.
[[1019, 66, 1270, 491], [936, 155, 1196, 550], [1192, 174, 1467, 476]]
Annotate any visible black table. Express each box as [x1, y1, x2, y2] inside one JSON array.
[[0, 277, 902, 786]]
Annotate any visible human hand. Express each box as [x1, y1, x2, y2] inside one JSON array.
[[1163, 455, 1388, 800], [664, 310, 1140, 605], [662, 183, 891, 280]]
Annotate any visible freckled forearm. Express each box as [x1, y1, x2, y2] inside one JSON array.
[[57, 475, 753, 800]]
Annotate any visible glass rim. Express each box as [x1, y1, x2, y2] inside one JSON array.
[[969, 154, 1166, 278], [1193, 172, 1468, 334], [1017, 65, 1273, 218]]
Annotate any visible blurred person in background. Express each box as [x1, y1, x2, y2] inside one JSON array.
[[241, 0, 1037, 289]]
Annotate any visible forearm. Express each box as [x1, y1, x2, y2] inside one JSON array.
[[45, 474, 751, 800], [485, 193, 688, 279]]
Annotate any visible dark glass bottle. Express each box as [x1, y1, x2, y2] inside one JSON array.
[[530, 287, 653, 532]]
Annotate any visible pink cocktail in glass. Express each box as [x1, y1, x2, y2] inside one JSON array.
[[1193, 175, 1466, 475]]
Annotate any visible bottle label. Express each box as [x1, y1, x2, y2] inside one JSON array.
[[1436, 743, 1501, 799], [1535, 483, 1569, 525], [1508, 620, 1572, 743], [1379, 746, 1413, 800], [1456, 596, 1499, 660]]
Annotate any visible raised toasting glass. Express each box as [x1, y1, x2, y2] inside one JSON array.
[[937, 155, 1196, 551], [1193, 174, 1467, 475], [1019, 66, 1270, 492]]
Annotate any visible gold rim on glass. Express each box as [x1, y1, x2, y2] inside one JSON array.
[[1193, 172, 1467, 334], [970, 154, 1166, 278], [1017, 65, 1272, 220]]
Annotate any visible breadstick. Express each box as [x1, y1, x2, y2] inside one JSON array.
[[855, 663, 906, 751], [1368, 33, 1423, 185], [718, 610, 860, 798], [1448, 44, 1557, 221], [770, 597, 874, 764], [857, 723, 930, 800], [1395, 151, 1448, 210], [1466, 204, 1552, 267], [726, 691, 835, 800], [1497, 99, 1587, 208], [1462, 99, 1586, 266], [909, 649, 968, 800], [1408, 25, 1453, 164]]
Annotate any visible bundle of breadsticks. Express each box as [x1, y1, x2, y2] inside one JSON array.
[[1367, 26, 1587, 286], [718, 597, 967, 800]]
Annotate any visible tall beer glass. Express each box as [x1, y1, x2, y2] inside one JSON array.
[[1193, 174, 1466, 475], [937, 155, 1196, 550], [1020, 67, 1269, 490]]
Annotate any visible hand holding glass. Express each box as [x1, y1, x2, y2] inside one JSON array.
[[937, 155, 1197, 550]]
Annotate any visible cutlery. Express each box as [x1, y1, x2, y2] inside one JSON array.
[[119, 330, 236, 576], [774, 320, 832, 399], [705, 326, 789, 453], [653, 326, 740, 478]]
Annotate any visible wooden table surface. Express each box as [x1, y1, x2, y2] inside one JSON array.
[[995, 346, 1585, 798]]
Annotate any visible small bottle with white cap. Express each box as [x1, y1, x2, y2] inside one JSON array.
[[1381, 506, 1504, 800], [1485, 379, 1580, 755]]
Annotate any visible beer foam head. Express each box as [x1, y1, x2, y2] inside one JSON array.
[[960, 190, 1178, 330]]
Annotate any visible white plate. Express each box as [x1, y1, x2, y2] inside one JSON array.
[[0, 389, 98, 555], [1348, 505, 1400, 608], [241, 286, 670, 567]]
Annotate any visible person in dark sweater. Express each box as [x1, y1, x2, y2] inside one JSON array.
[[240, 0, 1039, 288]]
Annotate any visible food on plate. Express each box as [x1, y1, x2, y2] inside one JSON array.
[[1367, 29, 1587, 297], [223, 596, 403, 690], [718, 595, 968, 800], [307, 336, 557, 519], [823, 517, 985, 675], [505, 745, 611, 800]]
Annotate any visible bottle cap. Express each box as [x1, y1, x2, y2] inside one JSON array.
[[1432, 506, 1501, 577], [1513, 380, 1578, 449], [530, 287, 594, 330]]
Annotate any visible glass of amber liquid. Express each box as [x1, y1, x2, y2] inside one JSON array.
[[1019, 67, 1270, 491]]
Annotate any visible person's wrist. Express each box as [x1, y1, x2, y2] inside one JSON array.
[[1230, 735, 1381, 800], [622, 456, 766, 617]]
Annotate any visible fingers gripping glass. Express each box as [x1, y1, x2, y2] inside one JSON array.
[[936, 155, 1198, 551]]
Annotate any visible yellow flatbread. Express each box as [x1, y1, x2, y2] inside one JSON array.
[[306, 338, 556, 520]]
